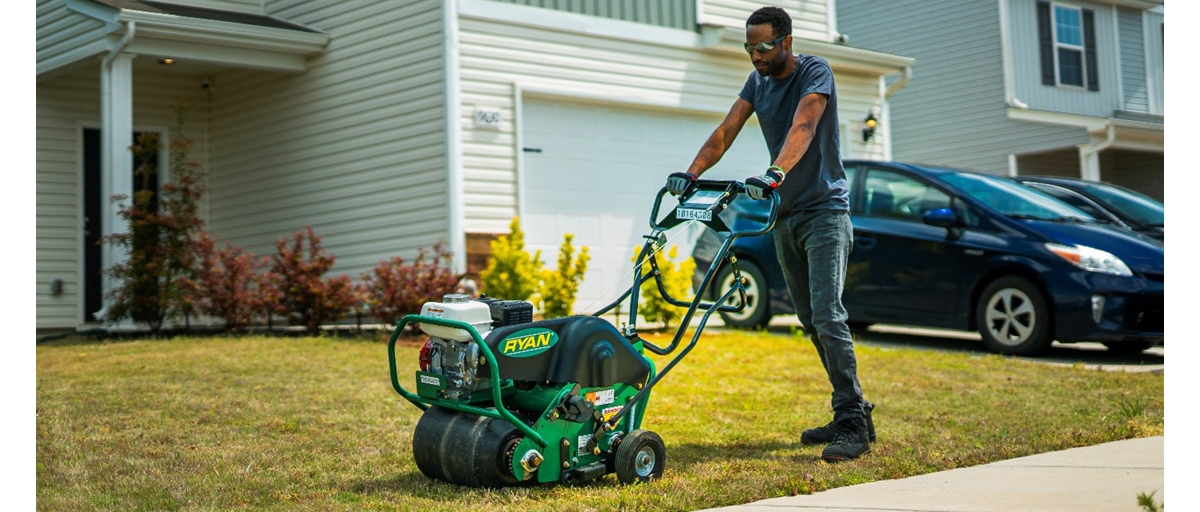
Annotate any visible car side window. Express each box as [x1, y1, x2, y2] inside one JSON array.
[[862, 169, 951, 221]]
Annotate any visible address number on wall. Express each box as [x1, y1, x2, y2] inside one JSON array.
[[474, 108, 501, 129]]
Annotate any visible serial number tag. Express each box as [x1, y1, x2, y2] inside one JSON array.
[[676, 208, 712, 221]]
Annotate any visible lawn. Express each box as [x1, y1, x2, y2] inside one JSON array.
[[36, 329, 1163, 511]]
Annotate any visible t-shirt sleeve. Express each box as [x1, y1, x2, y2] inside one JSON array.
[[737, 72, 757, 106], [800, 58, 835, 98]]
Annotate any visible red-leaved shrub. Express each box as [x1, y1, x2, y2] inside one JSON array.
[[263, 226, 357, 335], [360, 242, 463, 327], [188, 232, 269, 332]]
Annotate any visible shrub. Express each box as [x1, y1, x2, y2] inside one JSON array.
[[480, 217, 543, 301], [102, 106, 207, 332], [539, 234, 590, 318], [360, 242, 463, 327], [187, 232, 269, 333], [631, 245, 696, 330], [263, 226, 357, 335]]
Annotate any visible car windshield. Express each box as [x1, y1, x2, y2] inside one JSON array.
[[939, 172, 1095, 221], [1075, 181, 1164, 226]]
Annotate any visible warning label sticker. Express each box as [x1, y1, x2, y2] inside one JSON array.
[[602, 406, 622, 422], [586, 389, 615, 406], [577, 434, 593, 456], [419, 375, 441, 386]]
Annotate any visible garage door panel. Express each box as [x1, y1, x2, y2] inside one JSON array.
[[522, 98, 769, 311]]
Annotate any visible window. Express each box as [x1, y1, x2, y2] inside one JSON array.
[[862, 170, 951, 221], [1037, 1, 1098, 91], [1053, 5, 1084, 87]]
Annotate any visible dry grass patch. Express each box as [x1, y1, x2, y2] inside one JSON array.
[[37, 330, 1162, 511]]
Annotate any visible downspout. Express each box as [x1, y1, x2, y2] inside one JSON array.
[[880, 66, 911, 161], [443, 0, 465, 274], [1078, 122, 1116, 181], [884, 66, 911, 98], [102, 20, 136, 69]]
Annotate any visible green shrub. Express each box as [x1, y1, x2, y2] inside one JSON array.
[[539, 234, 590, 318], [479, 217, 543, 301], [631, 244, 696, 330]]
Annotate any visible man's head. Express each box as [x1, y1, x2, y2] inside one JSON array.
[[745, 7, 793, 77]]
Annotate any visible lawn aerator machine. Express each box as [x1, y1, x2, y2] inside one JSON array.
[[387, 179, 778, 487]]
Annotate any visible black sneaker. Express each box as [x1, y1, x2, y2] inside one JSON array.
[[800, 402, 876, 445], [820, 417, 871, 462]]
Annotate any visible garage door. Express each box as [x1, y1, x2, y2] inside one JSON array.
[[521, 98, 770, 315]]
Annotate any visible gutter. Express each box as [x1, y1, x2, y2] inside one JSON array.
[[101, 20, 136, 69]]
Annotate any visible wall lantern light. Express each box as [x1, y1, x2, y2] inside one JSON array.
[[861, 112, 877, 143]]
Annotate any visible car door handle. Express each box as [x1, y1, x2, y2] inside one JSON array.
[[854, 235, 876, 250]]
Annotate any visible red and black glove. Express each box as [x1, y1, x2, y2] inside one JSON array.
[[666, 172, 696, 196], [745, 167, 785, 200]]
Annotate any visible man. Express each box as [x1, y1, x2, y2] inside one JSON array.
[[665, 6, 874, 461]]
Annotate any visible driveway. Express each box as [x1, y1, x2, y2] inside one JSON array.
[[753, 318, 1164, 373]]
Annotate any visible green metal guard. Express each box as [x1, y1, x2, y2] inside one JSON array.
[[387, 314, 549, 448]]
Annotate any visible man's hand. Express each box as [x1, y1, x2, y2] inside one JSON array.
[[745, 167, 785, 200], [666, 172, 696, 196]]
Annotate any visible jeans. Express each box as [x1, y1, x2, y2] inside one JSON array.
[[772, 210, 866, 423]]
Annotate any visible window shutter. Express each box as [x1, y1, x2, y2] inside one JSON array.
[[1037, 1, 1054, 85], [1082, 8, 1099, 91]]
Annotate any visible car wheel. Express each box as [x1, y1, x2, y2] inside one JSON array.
[[715, 260, 771, 329], [1102, 340, 1152, 354], [975, 276, 1053, 356]]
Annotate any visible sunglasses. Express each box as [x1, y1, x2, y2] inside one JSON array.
[[744, 35, 787, 55]]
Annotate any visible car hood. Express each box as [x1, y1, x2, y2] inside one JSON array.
[[1022, 220, 1164, 273]]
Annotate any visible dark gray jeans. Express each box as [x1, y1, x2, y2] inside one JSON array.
[[772, 209, 866, 423]]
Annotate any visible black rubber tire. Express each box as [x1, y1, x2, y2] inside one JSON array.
[[715, 260, 771, 329], [975, 276, 1053, 356], [614, 429, 665, 485], [412, 406, 521, 488], [1102, 340, 1153, 354]]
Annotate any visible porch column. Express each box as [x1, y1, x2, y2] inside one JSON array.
[[1079, 146, 1102, 182], [99, 52, 136, 321]]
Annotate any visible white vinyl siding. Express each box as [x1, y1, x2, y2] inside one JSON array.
[[1117, 7, 1147, 113], [703, 0, 831, 42], [204, 0, 448, 274], [36, 66, 211, 329], [172, 0, 264, 14], [457, 11, 887, 234]]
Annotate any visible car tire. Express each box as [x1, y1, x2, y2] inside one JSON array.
[[975, 276, 1053, 356], [715, 260, 771, 330]]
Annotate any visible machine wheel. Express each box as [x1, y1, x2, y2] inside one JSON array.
[[715, 260, 770, 329], [1102, 340, 1152, 354], [614, 429, 665, 485], [975, 276, 1052, 356]]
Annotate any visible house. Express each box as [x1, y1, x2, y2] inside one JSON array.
[[36, 0, 914, 331], [837, 0, 1164, 200]]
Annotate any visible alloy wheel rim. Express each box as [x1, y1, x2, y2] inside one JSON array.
[[984, 288, 1036, 346]]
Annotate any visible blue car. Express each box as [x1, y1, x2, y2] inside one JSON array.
[[1014, 176, 1165, 242], [693, 160, 1164, 356]]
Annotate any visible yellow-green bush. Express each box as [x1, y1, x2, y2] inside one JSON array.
[[539, 233, 590, 318], [631, 245, 696, 329], [480, 217, 543, 301]]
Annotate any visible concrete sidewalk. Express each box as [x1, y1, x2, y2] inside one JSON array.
[[699, 436, 1163, 512]]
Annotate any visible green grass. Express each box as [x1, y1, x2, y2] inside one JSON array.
[[36, 330, 1163, 511]]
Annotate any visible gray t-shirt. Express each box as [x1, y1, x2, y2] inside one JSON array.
[[738, 54, 848, 213]]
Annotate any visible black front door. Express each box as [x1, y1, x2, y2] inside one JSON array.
[[82, 129, 157, 322]]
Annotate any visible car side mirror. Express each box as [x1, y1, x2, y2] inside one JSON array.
[[923, 208, 958, 228]]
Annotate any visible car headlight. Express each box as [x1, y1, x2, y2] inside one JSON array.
[[1045, 243, 1132, 276]]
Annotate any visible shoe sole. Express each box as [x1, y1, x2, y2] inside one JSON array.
[[821, 448, 871, 462]]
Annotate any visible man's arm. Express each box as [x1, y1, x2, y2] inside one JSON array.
[[771, 92, 828, 176], [685, 98, 755, 177]]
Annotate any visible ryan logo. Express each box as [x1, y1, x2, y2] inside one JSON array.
[[498, 328, 559, 358]]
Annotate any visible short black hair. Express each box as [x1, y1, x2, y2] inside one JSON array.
[[746, 6, 792, 39]]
